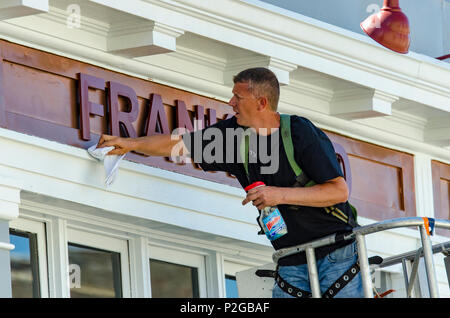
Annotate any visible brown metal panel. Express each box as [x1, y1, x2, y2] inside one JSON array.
[[325, 130, 416, 221], [0, 44, 6, 128], [431, 160, 450, 236]]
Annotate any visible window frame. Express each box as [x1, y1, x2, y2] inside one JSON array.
[[148, 244, 207, 298], [223, 259, 255, 298], [66, 227, 131, 298], [9, 217, 49, 298]]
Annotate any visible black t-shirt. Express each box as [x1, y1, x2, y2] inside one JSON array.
[[182, 115, 354, 265]]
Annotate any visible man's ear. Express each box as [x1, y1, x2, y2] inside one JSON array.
[[257, 96, 269, 111]]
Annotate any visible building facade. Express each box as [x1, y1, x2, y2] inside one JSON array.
[[0, 0, 448, 298]]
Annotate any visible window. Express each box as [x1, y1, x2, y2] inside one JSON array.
[[148, 245, 206, 298], [9, 217, 48, 298], [67, 228, 130, 298], [224, 260, 254, 298], [225, 275, 238, 298], [68, 243, 122, 298], [149, 259, 199, 298], [9, 229, 40, 298]]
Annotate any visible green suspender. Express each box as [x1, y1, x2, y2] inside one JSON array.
[[280, 114, 315, 188], [280, 114, 357, 226], [240, 114, 357, 226], [240, 133, 250, 178]]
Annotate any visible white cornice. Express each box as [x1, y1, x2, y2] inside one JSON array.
[[171, 46, 227, 71], [0, 0, 48, 20], [88, 0, 450, 112], [45, 5, 109, 37], [286, 79, 334, 103], [0, 0, 449, 155]]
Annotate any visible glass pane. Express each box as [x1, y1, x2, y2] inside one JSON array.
[[68, 243, 122, 298], [225, 275, 239, 298], [9, 230, 40, 298], [150, 259, 199, 298]]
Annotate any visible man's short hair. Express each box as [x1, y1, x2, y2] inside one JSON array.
[[233, 67, 280, 111]]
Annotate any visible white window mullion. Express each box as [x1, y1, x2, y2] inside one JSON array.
[[205, 252, 225, 298], [46, 217, 70, 298], [128, 235, 151, 298]]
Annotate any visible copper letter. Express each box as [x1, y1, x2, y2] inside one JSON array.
[[108, 81, 138, 138], [78, 73, 106, 140]]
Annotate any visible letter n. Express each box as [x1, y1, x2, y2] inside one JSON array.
[[145, 94, 170, 136]]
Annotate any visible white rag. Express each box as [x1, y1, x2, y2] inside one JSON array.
[[88, 144, 125, 187]]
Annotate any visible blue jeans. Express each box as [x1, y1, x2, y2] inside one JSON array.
[[272, 241, 364, 298]]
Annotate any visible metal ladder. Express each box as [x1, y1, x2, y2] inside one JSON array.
[[272, 217, 450, 298]]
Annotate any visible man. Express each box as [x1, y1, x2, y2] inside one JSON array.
[[98, 67, 363, 298]]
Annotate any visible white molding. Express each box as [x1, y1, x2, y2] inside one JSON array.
[[413, 154, 436, 218], [88, 0, 450, 111], [0, 0, 48, 20], [1, 0, 448, 112], [108, 20, 184, 57], [0, 181, 21, 222], [128, 235, 151, 298], [285, 79, 333, 103], [330, 89, 398, 120], [224, 55, 297, 86], [424, 116, 450, 147], [45, 216, 70, 298], [279, 101, 450, 164], [20, 197, 273, 263], [205, 252, 225, 298], [44, 5, 109, 37]]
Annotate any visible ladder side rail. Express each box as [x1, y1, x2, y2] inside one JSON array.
[[271, 218, 449, 298], [305, 247, 321, 298], [406, 250, 422, 298], [444, 255, 450, 287], [272, 232, 354, 263], [352, 218, 450, 237], [273, 218, 450, 264], [401, 258, 410, 296], [419, 224, 440, 298], [356, 233, 374, 298], [379, 242, 449, 267]]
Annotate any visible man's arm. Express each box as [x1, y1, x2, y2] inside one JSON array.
[[242, 176, 349, 210], [97, 133, 185, 157]]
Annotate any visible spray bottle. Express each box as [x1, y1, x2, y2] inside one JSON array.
[[244, 181, 288, 241]]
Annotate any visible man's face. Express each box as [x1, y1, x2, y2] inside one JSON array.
[[229, 81, 259, 127]]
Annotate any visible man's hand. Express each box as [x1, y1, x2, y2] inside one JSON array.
[[241, 177, 349, 210], [242, 186, 283, 210], [97, 134, 136, 155]]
